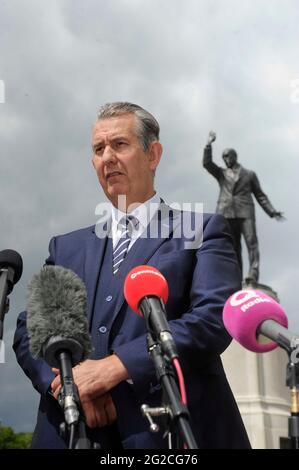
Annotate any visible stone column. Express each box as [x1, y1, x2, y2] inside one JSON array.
[[222, 340, 290, 448]]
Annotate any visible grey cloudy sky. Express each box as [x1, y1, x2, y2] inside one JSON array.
[[0, 0, 298, 433]]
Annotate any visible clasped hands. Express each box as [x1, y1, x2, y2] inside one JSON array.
[[51, 355, 129, 429]]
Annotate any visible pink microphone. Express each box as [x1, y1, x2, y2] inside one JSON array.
[[223, 289, 289, 352]]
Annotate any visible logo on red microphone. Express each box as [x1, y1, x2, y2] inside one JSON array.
[[130, 269, 165, 281]]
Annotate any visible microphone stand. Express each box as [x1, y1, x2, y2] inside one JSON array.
[[273, 334, 299, 449], [57, 351, 92, 449], [44, 336, 95, 449], [284, 336, 299, 449], [142, 333, 197, 449], [0, 267, 13, 340], [286, 349, 299, 450]]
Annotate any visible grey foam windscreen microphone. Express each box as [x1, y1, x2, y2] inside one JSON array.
[[27, 265, 91, 368]]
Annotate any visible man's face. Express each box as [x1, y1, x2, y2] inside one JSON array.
[[223, 151, 237, 168], [92, 114, 162, 210]]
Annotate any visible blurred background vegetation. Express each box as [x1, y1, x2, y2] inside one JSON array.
[[0, 422, 32, 449]]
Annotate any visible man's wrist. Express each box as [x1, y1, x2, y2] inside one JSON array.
[[102, 354, 130, 388]]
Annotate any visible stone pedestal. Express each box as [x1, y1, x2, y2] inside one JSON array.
[[222, 340, 290, 448], [242, 280, 279, 302]]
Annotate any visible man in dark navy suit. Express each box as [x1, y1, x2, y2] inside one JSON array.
[[14, 102, 250, 449]]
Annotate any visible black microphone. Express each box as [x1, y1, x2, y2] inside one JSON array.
[[0, 249, 23, 339], [27, 265, 91, 427]]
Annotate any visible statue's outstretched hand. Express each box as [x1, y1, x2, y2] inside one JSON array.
[[207, 131, 216, 145], [272, 211, 286, 221]]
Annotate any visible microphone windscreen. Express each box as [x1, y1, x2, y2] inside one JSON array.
[[0, 249, 23, 284], [27, 265, 91, 359], [223, 289, 288, 352], [124, 265, 169, 315]]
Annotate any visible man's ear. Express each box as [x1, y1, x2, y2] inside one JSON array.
[[148, 141, 163, 171]]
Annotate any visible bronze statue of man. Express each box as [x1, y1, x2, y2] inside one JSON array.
[[203, 131, 283, 285]]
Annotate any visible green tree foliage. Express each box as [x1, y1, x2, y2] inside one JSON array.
[[0, 423, 32, 449]]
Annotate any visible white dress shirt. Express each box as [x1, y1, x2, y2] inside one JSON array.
[[110, 193, 161, 251]]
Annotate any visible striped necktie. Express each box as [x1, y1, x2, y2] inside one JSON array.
[[112, 216, 138, 275]]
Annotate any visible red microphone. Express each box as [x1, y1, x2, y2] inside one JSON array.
[[124, 265, 178, 359]]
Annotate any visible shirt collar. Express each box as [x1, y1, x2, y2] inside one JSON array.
[[110, 193, 161, 231]]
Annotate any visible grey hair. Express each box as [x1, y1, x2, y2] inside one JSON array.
[[97, 102, 160, 151]]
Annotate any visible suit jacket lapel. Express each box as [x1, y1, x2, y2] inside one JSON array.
[[234, 165, 246, 190], [110, 202, 182, 322], [85, 219, 111, 324]]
